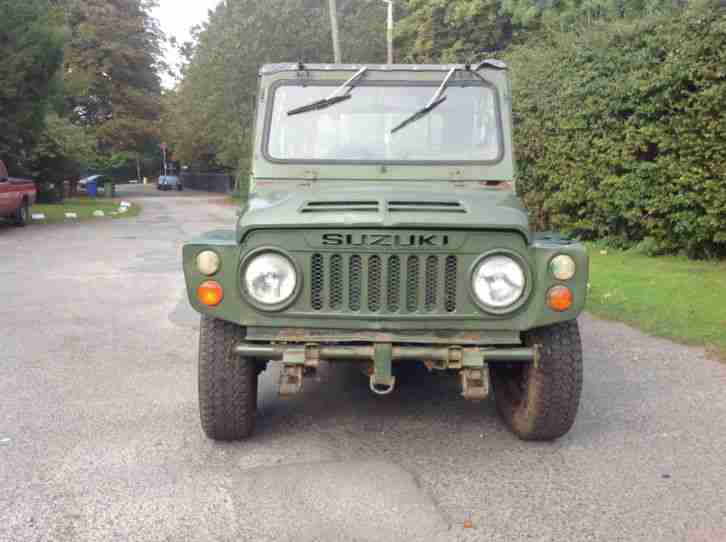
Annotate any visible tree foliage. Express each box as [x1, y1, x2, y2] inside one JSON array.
[[27, 113, 97, 182], [1, 0, 164, 184], [63, 0, 165, 154], [502, 0, 684, 28], [164, 0, 725, 258], [508, 2, 726, 257], [0, 0, 66, 173], [397, 0, 512, 62], [162, 0, 387, 172], [396, 0, 687, 62]]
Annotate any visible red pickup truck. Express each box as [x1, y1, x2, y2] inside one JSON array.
[[0, 160, 37, 227]]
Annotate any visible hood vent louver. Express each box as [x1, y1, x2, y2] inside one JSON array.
[[387, 201, 467, 213], [301, 201, 380, 213]]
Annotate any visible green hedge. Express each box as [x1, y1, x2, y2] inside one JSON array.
[[507, 4, 726, 258]]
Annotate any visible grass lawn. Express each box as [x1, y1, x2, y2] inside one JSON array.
[[587, 246, 726, 361], [31, 197, 141, 222]]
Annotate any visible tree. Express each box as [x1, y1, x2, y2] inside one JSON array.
[[63, 0, 164, 162], [501, 0, 685, 29], [0, 0, 66, 174], [396, 0, 512, 63], [28, 112, 98, 200], [162, 0, 387, 176]]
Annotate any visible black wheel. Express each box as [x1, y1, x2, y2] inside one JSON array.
[[198, 316, 258, 441], [14, 199, 29, 227], [491, 320, 583, 441], [177, 185, 183, 191]]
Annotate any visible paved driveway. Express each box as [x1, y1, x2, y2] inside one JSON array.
[[1, 186, 725, 542]]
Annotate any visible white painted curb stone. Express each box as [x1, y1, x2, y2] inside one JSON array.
[[93, 210, 105, 217], [118, 207, 128, 214], [32, 213, 46, 220], [65, 213, 78, 219]]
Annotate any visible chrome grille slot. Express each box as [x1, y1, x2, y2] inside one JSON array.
[[310, 253, 458, 314]]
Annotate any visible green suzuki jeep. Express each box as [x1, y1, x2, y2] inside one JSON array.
[[183, 61, 588, 442]]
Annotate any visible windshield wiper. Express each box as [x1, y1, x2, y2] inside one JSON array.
[[391, 67, 457, 134], [287, 67, 368, 116]]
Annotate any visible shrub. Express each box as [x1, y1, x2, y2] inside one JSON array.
[[507, 3, 726, 258]]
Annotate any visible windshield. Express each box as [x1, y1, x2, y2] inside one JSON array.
[[266, 82, 502, 163]]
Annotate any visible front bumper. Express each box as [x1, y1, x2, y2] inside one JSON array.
[[234, 340, 536, 399], [234, 342, 535, 366]]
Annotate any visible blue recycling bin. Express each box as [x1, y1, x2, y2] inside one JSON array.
[[86, 179, 98, 198]]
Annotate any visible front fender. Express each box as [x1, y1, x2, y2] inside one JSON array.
[[183, 230, 247, 323], [521, 237, 589, 330]]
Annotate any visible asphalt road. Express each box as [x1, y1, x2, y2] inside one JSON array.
[[1, 185, 725, 542]]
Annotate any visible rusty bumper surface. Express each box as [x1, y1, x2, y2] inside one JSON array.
[[233, 342, 535, 367]]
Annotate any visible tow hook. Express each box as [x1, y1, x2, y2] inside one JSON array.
[[461, 366, 490, 401], [369, 375, 397, 395], [370, 343, 396, 396]]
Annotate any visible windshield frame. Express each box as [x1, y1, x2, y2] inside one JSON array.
[[262, 77, 505, 167]]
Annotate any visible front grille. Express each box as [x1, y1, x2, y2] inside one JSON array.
[[311, 253, 459, 314]]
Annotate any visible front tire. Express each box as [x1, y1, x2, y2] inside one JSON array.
[[491, 321, 583, 441], [198, 316, 258, 441], [14, 199, 29, 227]]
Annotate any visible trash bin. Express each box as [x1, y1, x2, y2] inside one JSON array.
[[103, 181, 116, 198], [87, 179, 98, 198]]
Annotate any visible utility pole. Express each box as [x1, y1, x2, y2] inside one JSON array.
[[328, 0, 342, 63], [383, 0, 394, 64]]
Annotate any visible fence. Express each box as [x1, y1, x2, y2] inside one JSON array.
[[180, 172, 234, 194]]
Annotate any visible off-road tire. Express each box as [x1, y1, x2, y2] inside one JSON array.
[[14, 199, 28, 227], [491, 320, 583, 441], [198, 316, 258, 441]]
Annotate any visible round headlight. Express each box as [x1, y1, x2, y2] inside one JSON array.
[[243, 252, 297, 306], [472, 255, 526, 309], [196, 250, 221, 276], [549, 254, 576, 281]]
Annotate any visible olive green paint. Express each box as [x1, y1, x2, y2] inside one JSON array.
[[182, 63, 589, 345]]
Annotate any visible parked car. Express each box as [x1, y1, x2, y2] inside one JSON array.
[[157, 175, 183, 191], [0, 160, 37, 227]]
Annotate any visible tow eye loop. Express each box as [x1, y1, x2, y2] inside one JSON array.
[[370, 342, 396, 396], [369, 376, 397, 396]]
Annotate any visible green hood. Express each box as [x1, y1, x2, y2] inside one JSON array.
[[237, 182, 530, 244]]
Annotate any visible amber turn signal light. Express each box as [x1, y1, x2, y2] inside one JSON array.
[[546, 285, 573, 312], [198, 281, 224, 307]]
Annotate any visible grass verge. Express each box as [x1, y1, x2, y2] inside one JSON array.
[[31, 197, 141, 222], [587, 246, 726, 361]]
